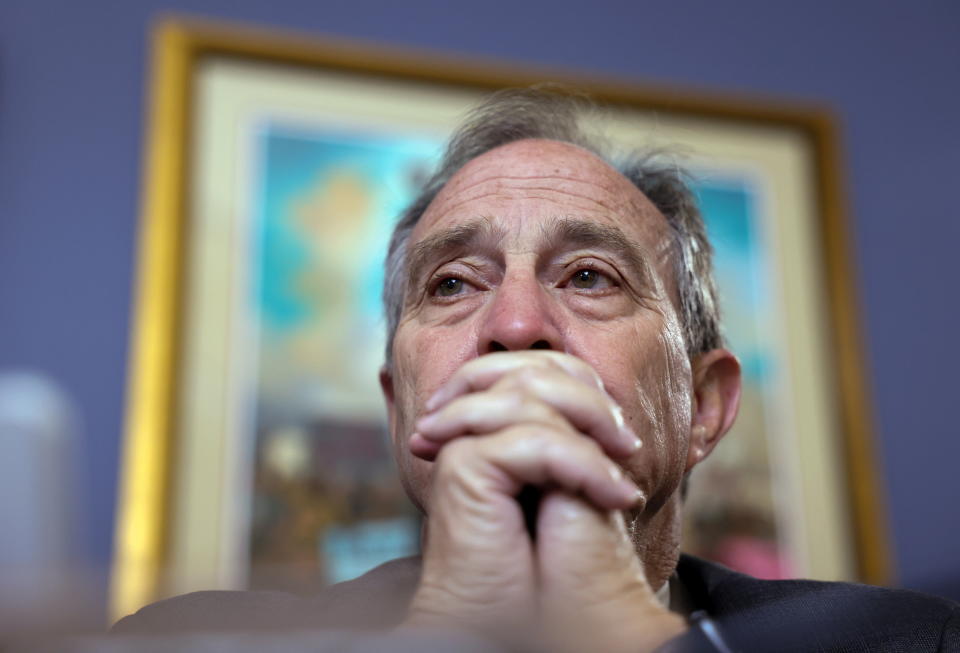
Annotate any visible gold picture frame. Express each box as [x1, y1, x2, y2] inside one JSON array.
[[112, 15, 890, 622]]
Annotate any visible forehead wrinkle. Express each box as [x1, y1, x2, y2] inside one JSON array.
[[450, 172, 622, 196], [461, 166, 627, 190], [435, 164, 638, 217], [433, 183, 629, 221]]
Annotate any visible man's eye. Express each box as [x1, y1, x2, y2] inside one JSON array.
[[570, 269, 608, 289], [435, 277, 465, 296]]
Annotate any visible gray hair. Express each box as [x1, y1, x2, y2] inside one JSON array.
[[382, 87, 721, 367]]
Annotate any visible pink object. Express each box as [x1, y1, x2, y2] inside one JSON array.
[[712, 536, 792, 579]]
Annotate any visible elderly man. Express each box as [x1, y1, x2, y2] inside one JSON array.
[[115, 90, 959, 652]]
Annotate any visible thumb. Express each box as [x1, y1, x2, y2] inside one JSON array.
[[536, 491, 685, 653], [537, 490, 655, 605]]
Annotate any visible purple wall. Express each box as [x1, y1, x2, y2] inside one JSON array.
[[2, 0, 958, 601]]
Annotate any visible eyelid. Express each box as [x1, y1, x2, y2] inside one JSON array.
[[429, 273, 471, 290], [427, 265, 485, 298], [563, 258, 621, 284]]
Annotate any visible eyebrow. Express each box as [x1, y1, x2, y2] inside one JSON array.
[[405, 218, 506, 296], [540, 217, 653, 287], [404, 215, 654, 297]]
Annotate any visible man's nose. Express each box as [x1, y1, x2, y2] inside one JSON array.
[[477, 272, 563, 354]]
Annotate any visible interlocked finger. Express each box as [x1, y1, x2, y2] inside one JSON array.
[[424, 351, 604, 412], [434, 424, 644, 512], [418, 364, 640, 459]]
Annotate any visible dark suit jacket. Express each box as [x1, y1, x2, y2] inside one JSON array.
[[672, 555, 959, 652], [114, 554, 960, 652]]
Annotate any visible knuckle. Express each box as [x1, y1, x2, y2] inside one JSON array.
[[516, 419, 567, 442], [491, 373, 523, 394], [502, 422, 543, 444], [540, 429, 593, 461], [514, 365, 545, 386], [502, 424, 554, 455], [513, 365, 566, 394], [531, 401, 563, 425], [435, 437, 475, 471], [542, 353, 568, 373], [541, 438, 570, 462], [548, 350, 594, 375]]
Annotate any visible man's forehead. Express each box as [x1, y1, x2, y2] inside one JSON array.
[[442, 138, 627, 192], [413, 138, 668, 244]]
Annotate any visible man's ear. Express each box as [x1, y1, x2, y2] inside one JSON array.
[[686, 348, 741, 472], [379, 364, 398, 445]]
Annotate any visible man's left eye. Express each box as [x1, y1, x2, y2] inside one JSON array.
[[436, 277, 465, 296], [569, 269, 612, 289]]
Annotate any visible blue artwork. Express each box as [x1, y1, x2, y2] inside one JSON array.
[[697, 182, 774, 385], [247, 126, 439, 591]]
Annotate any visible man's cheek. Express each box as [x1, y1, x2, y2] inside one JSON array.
[[396, 453, 432, 515], [622, 443, 664, 503], [621, 389, 689, 506], [409, 329, 477, 396]]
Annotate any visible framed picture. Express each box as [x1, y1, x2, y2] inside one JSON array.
[[112, 16, 889, 621]]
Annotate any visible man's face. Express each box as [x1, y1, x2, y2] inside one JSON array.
[[383, 138, 697, 537]]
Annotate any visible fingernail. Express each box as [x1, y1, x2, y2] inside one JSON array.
[[409, 433, 439, 461], [613, 409, 641, 453], [611, 405, 625, 429], [409, 432, 426, 449], [616, 433, 642, 458], [619, 479, 644, 504]]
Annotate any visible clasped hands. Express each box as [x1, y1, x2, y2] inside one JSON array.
[[403, 351, 687, 652]]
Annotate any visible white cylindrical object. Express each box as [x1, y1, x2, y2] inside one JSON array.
[[0, 371, 83, 627]]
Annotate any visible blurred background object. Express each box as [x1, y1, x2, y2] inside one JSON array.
[[1, 0, 958, 633], [0, 371, 103, 635], [0, 372, 78, 576]]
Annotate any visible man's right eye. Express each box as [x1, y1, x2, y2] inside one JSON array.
[[434, 277, 465, 297]]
